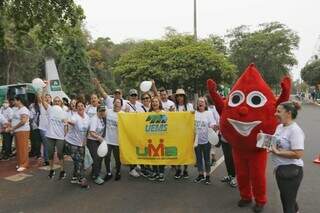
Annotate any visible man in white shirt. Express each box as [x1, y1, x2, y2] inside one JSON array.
[[159, 87, 175, 111], [125, 89, 143, 112], [93, 78, 127, 110]]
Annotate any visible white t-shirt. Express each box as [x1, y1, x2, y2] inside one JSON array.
[[104, 109, 119, 146], [45, 105, 65, 140], [66, 110, 77, 119], [65, 113, 90, 147], [0, 107, 13, 121], [137, 105, 150, 112], [161, 99, 175, 111], [0, 114, 8, 131], [86, 105, 97, 118], [38, 104, 49, 131], [208, 106, 220, 125], [272, 122, 305, 168], [88, 115, 105, 140], [176, 103, 194, 112], [195, 111, 216, 145], [104, 96, 128, 111], [12, 106, 30, 132], [125, 101, 143, 112]]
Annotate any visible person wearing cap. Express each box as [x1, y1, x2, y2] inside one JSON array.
[[93, 78, 127, 110], [124, 88, 144, 177], [124, 89, 143, 113], [173, 88, 194, 179], [87, 105, 107, 185]]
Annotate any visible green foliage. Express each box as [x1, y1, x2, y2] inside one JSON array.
[[301, 59, 320, 86], [227, 22, 299, 87], [114, 32, 236, 94]]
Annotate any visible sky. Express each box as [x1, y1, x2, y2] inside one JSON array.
[[76, 0, 320, 80]]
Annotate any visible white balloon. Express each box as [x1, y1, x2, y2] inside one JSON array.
[[208, 128, 219, 145], [97, 140, 109, 157], [32, 78, 45, 91], [140, 81, 153, 92]]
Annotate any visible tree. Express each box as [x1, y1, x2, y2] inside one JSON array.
[[301, 59, 320, 86], [114, 32, 236, 94], [227, 22, 299, 88]]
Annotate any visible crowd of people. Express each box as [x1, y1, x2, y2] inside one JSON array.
[[0, 78, 305, 213]]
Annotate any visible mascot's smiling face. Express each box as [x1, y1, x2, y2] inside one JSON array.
[[220, 64, 278, 152]]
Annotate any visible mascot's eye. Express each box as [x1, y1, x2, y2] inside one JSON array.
[[246, 91, 267, 108], [228, 90, 245, 107]]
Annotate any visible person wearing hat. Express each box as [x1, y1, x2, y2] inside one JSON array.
[[87, 105, 107, 185], [125, 89, 143, 113], [125, 88, 144, 177], [173, 88, 194, 179], [93, 78, 127, 110]]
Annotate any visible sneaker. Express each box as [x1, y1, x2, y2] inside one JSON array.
[[140, 170, 150, 178], [59, 171, 67, 180], [17, 167, 26, 172], [79, 178, 89, 189], [182, 170, 189, 179], [174, 169, 182, 179], [205, 176, 211, 185], [221, 175, 232, 183], [238, 199, 252, 207], [70, 176, 79, 184], [252, 204, 264, 213], [129, 168, 140, 177], [48, 170, 55, 179], [157, 173, 165, 182], [115, 173, 121, 181], [194, 175, 205, 183], [229, 177, 238, 188], [94, 176, 105, 185], [1, 156, 9, 161], [104, 173, 113, 182], [148, 173, 158, 181]]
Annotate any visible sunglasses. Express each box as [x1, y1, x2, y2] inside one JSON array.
[[142, 97, 150, 100], [130, 94, 138, 97]]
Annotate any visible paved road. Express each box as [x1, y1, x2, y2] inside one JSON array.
[[0, 104, 319, 213]]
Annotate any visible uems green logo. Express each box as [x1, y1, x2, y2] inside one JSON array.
[[136, 139, 177, 159], [145, 114, 168, 133]]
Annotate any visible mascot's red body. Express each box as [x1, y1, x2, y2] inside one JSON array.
[[207, 64, 291, 205]]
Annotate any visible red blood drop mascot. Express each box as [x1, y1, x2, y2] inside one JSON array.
[[207, 64, 291, 208]]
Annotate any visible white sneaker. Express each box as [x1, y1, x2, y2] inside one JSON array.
[[129, 168, 140, 177], [17, 167, 26, 172]]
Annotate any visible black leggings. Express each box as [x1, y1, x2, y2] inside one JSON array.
[[105, 144, 121, 174], [276, 165, 303, 213], [221, 141, 235, 177], [86, 139, 103, 178]]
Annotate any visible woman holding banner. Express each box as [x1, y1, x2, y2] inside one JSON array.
[[148, 96, 166, 182], [194, 97, 216, 185]]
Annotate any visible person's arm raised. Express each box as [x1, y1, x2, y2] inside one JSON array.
[[93, 78, 108, 99]]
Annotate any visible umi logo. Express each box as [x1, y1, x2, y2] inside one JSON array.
[[136, 139, 177, 158]]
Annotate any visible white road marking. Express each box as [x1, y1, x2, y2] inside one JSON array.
[[4, 173, 33, 182], [209, 156, 225, 174]]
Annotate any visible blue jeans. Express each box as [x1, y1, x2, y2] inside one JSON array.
[[195, 143, 211, 174], [39, 129, 49, 162]]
